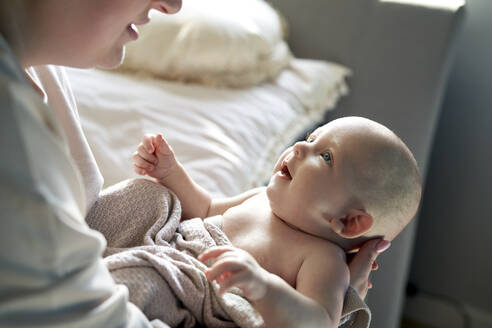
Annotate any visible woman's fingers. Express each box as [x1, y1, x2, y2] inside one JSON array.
[[348, 239, 390, 298], [376, 240, 391, 253], [351, 239, 389, 276]]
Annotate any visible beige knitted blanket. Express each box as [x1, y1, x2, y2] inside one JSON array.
[[86, 179, 370, 328]]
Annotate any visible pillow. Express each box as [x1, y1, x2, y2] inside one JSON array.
[[120, 0, 291, 88]]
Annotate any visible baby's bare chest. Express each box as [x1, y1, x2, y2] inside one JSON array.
[[221, 197, 315, 287]]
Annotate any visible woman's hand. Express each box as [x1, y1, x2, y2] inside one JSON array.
[[132, 133, 178, 181], [347, 239, 390, 299], [199, 246, 270, 301]]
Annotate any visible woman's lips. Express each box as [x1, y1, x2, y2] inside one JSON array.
[[127, 17, 150, 41]]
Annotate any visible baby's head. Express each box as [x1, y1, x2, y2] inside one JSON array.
[[267, 116, 421, 249]]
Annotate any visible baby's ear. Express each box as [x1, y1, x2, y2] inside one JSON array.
[[328, 209, 373, 239]]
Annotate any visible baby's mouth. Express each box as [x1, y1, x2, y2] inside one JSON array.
[[280, 162, 292, 180]]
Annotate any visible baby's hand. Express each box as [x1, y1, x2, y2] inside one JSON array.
[[132, 133, 178, 181], [199, 246, 270, 301]]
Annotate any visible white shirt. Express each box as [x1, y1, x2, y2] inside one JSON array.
[[25, 65, 103, 213], [0, 35, 155, 327]]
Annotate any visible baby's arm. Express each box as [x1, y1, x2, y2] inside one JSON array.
[[133, 133, 211, 219], [133, 134, 262, 219], [200, 245, 349, 328], [207, 187, 265, 217]]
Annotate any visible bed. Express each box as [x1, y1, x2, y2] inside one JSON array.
[[68, 0, 465, 327]]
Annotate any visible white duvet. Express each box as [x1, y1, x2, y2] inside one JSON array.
[[67, 59, 350, 197]]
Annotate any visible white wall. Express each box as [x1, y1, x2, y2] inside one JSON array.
[[405, 0, 492, 325]]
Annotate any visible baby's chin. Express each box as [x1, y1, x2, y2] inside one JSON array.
[[264, 183, 274, 204]]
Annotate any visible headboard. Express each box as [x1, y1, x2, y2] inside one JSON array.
[[267, 0, 465, 327]]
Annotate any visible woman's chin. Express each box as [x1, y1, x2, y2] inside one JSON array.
[[96, 47, 126, 70]]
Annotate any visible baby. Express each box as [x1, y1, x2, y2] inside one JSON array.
[[133, 116, 422, 327]]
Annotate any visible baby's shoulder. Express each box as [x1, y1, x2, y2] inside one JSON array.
[[298, 238, 348, 281], [296, 239, 350, 320], [295, 241, 349, 299], [305, 238, 347, 265]]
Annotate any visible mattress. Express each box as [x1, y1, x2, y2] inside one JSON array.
[[67, 58, 350, 197]]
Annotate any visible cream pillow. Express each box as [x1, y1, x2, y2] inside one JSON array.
[[120, 0, 291, 88]]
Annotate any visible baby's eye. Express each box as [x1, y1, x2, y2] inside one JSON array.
[[306, 134, 316, 143], [321, 152, 332, 164]]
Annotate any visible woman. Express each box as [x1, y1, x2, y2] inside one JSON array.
[[0, 1, 388, 326]]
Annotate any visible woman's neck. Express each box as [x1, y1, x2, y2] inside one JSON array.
[[0, 0, 39, 68]]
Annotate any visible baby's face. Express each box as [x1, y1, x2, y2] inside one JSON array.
[[267, 121, 359, 237]]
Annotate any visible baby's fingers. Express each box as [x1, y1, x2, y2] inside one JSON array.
[[198, 246, 236, 263], [133, 164, 147, 176], [155, 133, 174, 156], [205, 259, 243, 282], [137, 143, 158, 164], [216, 271, 249, 296], [142, 134, 155, 153], [132, 151, 155, 172]]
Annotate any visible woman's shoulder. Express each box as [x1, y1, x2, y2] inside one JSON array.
[[0, 68, 87, 217]]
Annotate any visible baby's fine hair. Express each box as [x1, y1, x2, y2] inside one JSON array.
[[345, 121, 422, 240]]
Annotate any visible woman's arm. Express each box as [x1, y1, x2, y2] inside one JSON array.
[[0, 89, 153, 327]]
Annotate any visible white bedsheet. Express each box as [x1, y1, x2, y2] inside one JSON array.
[[67, 59, 350, 197]]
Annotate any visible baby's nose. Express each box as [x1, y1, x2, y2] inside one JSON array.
[[293, 142, 306, 158]]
